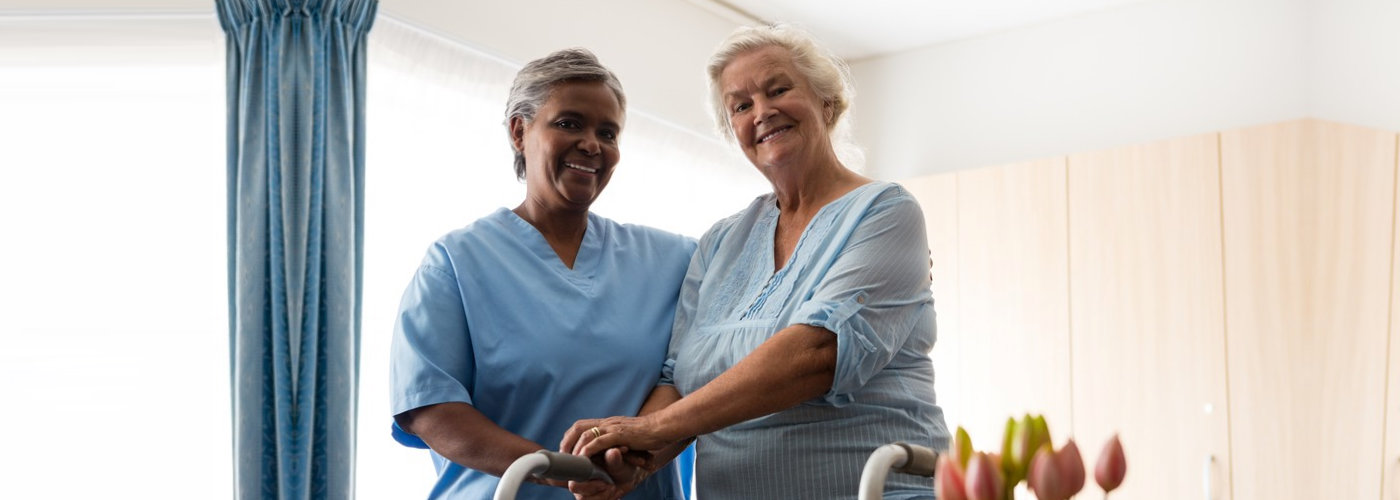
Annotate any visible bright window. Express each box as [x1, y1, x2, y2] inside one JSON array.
[[0, 16, 230, 498]]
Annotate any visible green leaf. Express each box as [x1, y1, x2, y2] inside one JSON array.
[[1000, 416, 1023, 485], [954, 426, 974, 470]]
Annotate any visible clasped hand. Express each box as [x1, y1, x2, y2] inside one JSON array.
[[558, 415, 678, 500]]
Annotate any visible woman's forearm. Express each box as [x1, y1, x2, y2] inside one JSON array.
[[650, 324, 837, 441], [396, 402, 544, 477], [635, 385, 692, 467], [638, 384, 682, 416], [564, 331, 835, 459]]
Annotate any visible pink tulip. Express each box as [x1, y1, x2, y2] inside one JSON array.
[[1095, 434, 1127, 493], [1028, 445, 1066, 500], [1056, 439, 1086, 496], [1027, 440, 1088, 500], [936, 455, 969, 500], [964, 452, 1004, 500]]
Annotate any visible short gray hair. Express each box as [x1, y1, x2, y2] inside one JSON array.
[[706, 24, 854, 142], [504, 48, 626, 180]]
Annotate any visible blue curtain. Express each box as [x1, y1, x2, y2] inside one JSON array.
[[219, 1, 376, 498]]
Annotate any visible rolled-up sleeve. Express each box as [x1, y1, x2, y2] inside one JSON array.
[[791, 189, 933, 406], [389, 244, 476, 417]]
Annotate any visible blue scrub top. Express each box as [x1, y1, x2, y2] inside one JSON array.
[[390, 208, 695, 499]]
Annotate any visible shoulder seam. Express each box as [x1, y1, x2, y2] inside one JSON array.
[[418, 263, 455, 281]]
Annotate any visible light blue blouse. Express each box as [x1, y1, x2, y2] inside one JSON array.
[[390, 208, 695, 500], [661, 182, 949, 499]]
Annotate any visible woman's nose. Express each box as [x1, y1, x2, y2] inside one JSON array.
[[577, 136, 601, 156], [752, 99, 778, 125]]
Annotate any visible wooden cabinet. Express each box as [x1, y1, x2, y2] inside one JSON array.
[[953, 158, 1073, 446], [901, 173, 963, 432], [902, 119, 1397, 500], [1220, 119, 1394, 500], [1066, 133, 1231, 500]]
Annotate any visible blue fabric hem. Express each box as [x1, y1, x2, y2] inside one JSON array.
[[391, 421, 430, 449], [794, 291, 875, 406]]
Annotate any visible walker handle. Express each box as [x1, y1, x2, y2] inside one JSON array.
[[533, 451, 614, 484], [891, 442, 939, 476]]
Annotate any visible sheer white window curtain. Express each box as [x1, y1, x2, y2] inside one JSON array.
[[0, 15, 230, 499]]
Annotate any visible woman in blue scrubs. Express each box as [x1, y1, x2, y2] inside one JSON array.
[[389, 48, 694, 500]]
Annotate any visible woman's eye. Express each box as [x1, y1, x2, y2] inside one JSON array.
[[600, 130, 617, 140], [554, 119, 579, 129], [771, 87, 789, 97], [732, 102, 750, 113]]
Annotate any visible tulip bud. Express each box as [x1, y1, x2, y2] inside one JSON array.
[[1009, 415, 1033, 473], [1057, 439, 1086, 497], [1028, 444, 1066, 500], [1095, 434, 1127, 493], [1000, 417, 1024, 485], [1011, 414, 1052, 484], [1026, 444, 1045, 493], [936, 455, 969, 500], [952, 426, 974, 470], [1030, 415, 1052, 458], [965, 452, 1004, 500]]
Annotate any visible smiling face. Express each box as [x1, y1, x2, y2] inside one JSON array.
[[511, 80, 623, 213], [719, 45, 834, 173]]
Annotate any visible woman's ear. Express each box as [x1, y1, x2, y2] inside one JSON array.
[[509, 115, 527, 152], [823, 100, 835, 126]]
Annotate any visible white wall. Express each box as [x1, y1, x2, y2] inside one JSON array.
[[851, 0, 1312, 179], [1309, 0, 1400, 133], [16, 0, 1399, 181], [380, 0, 743, 139]]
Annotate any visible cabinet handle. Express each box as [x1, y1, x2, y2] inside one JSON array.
[[1203, 454, 1216, 500]]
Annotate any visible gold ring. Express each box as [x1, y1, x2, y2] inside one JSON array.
[[589, 427, 602, 439]]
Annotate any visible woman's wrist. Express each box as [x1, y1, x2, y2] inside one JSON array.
[[644, 407, 695, 445]]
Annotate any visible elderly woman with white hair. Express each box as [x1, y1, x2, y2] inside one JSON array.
[[563, 25, 949, 499]]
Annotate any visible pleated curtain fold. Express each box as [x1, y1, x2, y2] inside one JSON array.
[[217, 1, 376, 498]]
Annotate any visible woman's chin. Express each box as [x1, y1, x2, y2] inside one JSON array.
[[755, 154, 801, 173], [555, 180, 605, 207], [562, 191, 601, 209], [754, 141, 814, 168]]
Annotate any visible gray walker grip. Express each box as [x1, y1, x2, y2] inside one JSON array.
[[534, 451, 614, 484], [892, 442, 938, 477]]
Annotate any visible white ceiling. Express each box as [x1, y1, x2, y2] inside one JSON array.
[[711, 0, 1159, 61], [0, 0, 1157, 62]]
